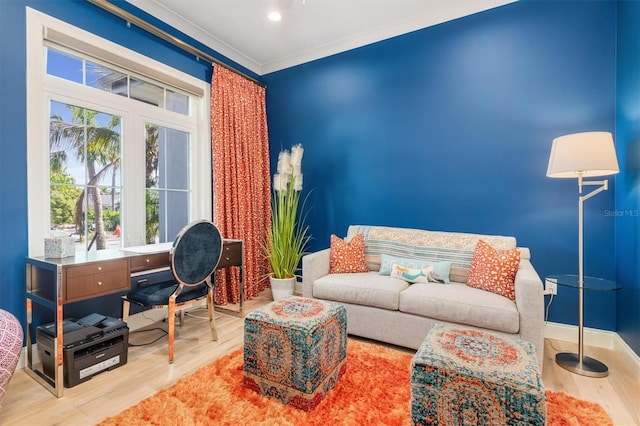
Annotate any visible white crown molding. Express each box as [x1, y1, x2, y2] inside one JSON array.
[[125, 0, 516, 76], [125, 0, 263, 75], [260, 0, 517, 75]]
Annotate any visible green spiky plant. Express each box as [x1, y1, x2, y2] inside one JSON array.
[[265, 146, 311, 280]]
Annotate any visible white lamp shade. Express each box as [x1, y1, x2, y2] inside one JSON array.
[[547, 131, 620, 178]]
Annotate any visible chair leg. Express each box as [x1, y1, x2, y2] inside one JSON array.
[[122, 300, 130, 323], [168, 295, 176, 363], [207, 288, 218, 341]]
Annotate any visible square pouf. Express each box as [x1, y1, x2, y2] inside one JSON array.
[[243, 296, 347, 411], [411, 324, 546, 425]]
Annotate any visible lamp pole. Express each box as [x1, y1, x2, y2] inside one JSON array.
[[555, 174, 610, 377], [547, 131, 619, 378]]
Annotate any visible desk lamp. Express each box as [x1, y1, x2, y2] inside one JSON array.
[[546, 131, 619, 377]]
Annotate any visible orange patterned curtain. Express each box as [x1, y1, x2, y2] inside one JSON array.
[[211, 66, 271, 303]]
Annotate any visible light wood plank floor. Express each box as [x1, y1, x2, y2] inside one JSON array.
[[1, 290, 638, 425]]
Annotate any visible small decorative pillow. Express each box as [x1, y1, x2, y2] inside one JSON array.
[[390, 264, 433, 284], [467, 239, 520, 300], [379, 254, 451, 283], [329, 234, 369, 274]]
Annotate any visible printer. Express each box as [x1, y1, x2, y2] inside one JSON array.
[[36, 314, 129, 388]]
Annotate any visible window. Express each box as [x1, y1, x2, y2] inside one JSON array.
[[49, 101, 122, 251], [145, 123, 191, 244], [46, 48, 190, 115], [27, 8, 211, 256]]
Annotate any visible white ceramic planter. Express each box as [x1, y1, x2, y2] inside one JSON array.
[[270, 276, 295, 301]]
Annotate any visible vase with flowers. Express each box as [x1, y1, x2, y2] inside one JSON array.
[[265, 144, 311, 300]]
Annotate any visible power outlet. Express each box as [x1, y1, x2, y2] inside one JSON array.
[[544, 278, 557, 295]]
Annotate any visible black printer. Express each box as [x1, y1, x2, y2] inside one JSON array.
[[36, 313, 129, 388]]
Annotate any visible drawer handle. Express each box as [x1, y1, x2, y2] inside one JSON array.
[[97, 266, 102, 271], [225, 257, 230, 261], [97, 281, 103, 286], [146, 259, 150, 263]]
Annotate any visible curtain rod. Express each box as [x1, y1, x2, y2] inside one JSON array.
[[85, 0, 266, 87]]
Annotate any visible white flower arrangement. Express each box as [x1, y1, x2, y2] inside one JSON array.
[[273, 143, 304, 192], [265, 144, 311, 280]]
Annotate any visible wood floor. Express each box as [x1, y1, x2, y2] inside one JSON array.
[[2, 290, 638, 426]]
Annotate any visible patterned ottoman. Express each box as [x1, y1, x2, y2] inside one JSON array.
[[243, 296, 347, 411], [411, 324, 546, 425]]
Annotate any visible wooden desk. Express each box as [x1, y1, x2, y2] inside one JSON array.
[[25, 239, 243, 397]]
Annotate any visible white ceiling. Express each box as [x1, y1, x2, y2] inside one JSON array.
[[126, 0, 517, 76]]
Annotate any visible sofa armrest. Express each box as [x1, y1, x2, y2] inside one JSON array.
[[302, 248, 331, 298], [514, 257, 545, 368]]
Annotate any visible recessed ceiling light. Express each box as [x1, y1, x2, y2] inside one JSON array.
[[268, 11, 282, 22]]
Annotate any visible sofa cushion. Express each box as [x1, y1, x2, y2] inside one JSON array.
[[391, 264, 431, 283], [467, 240, 521, 300], [380, 254, 451, 283], [398, 282, 520, 334], [346, 225, 516, 284], [329, 234, 369, 274], [313, 272, 409, 310]]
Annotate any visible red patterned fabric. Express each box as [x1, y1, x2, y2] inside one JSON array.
[[329, 234, 369, 274], [211, 66, 271, 302], [467, 240, 520, 300]]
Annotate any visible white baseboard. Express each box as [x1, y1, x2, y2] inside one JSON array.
[[612, 331, 640, 369], [544, 321, 640, 372], [544, 321, 618, 349]]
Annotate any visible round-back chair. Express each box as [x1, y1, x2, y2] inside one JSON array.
[[122, 220, 223, 363]]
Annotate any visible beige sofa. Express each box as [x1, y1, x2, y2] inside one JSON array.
[[302, 225, 545, 366]]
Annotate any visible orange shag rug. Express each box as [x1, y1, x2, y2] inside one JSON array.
[[99, 340, 613, 426]]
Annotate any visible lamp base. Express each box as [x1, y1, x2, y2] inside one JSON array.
[[556, 352, 609, 378]]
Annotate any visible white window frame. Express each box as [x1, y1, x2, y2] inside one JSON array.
[[26, 8, 211, 256]]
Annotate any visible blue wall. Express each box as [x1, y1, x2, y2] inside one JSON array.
[[0, 0, 261, 324], [615, 1, 640, 355], [1, 0, 636, 354], [264, 1, 621, 331]]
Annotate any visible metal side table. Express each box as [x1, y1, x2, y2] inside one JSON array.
[[546, 274, 621, 378]]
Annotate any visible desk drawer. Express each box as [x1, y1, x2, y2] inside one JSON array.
[[66, 260, 124, 279], [64, 259, 129, 303], [130, 252, 170, 272], [217, 241, 242, 269]]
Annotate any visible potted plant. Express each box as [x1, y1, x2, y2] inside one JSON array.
[[265, 144, 311, 300]]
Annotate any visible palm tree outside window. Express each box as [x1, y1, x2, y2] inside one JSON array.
[[45, 48, 193, 253], [49, 102, 122, 251]]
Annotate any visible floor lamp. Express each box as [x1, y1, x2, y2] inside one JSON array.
[[546, 131, 619, 377]]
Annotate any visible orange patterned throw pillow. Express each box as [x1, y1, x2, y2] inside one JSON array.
[[329, 234, 369, 274], [467, 239, 520, 300]]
